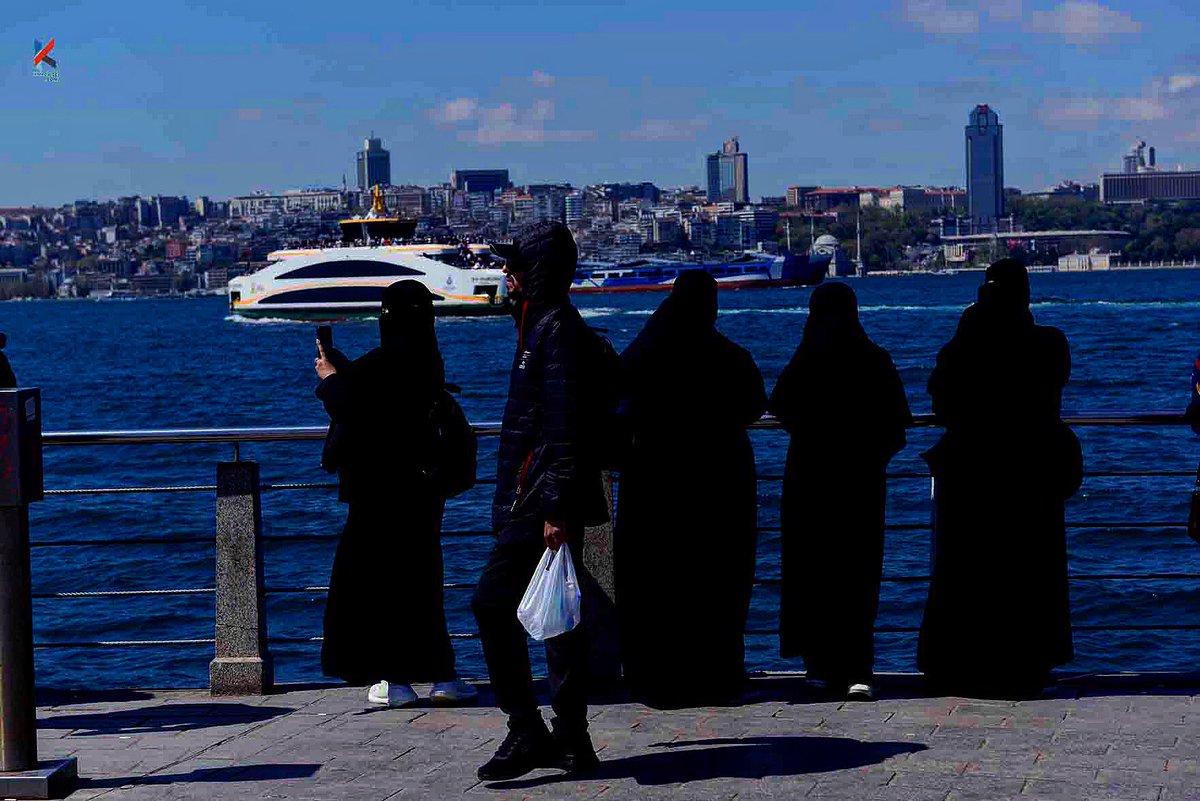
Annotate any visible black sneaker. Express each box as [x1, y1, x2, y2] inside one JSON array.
[[553, 728, 600, 776], [477, 724, 560, 781]]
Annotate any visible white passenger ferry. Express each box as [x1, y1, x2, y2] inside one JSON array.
[[228, 189, 507, 320]]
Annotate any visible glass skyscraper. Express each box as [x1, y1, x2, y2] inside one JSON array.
[[706, 137, 749, 204], [965, 105, 1004, 226], [356, 136, 391, 190]]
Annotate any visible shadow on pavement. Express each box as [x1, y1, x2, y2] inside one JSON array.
[[487, 735, 925, 789], [40, 702, 292, 735], [79, 763, 320, 789]]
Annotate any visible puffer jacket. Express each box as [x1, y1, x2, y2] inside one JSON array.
[[491, 266, 608, 539]]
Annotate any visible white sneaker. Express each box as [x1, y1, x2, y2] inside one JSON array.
[[367, 680, 418, 708], [429, 679, 479, 706], [846, 683, 876, 701]]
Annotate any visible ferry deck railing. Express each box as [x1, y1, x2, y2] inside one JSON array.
[[21, 411, 1200, 693]]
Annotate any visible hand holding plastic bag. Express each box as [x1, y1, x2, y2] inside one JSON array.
[[517, 543, 582, 641]]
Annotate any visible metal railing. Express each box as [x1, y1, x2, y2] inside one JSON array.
[[25, 411, 1200, 682]]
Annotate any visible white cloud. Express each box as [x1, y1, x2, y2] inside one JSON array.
[[460, 127, 596, 145], [1028, 1, 1142, 45], [436, 96, 592, 145], [1039, 93, 1166, 127], [430, 97, 479, 124], [1114, 97, 1168, 122], [901, 0, 979, 34], [1166, 75, 1200, 95], [530, 70, 556, 88], [620, 118, 709, 142]]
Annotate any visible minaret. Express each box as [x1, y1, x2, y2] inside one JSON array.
[[855, 209, 865, 277]]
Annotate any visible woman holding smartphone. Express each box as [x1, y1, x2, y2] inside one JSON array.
[[314, 280, 477, 708]]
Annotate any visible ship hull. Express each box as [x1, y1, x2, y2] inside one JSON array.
[[570, 253, 828, 294]]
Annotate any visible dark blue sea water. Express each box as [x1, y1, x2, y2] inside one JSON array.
[[4, 269, 1200, 690]]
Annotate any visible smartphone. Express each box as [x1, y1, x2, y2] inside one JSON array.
[[316, 325, 333, 357]]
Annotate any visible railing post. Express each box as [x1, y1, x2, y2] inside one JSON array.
[[210, 460, 273, 695], [581, 472, 621, 684], [0, 389, 77, 798]]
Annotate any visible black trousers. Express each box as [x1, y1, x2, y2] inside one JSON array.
[[471, 525, 588, 734]]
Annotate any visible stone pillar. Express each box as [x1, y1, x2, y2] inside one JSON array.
[[210, 461, 273, 695], [581, 472, 620, 684]]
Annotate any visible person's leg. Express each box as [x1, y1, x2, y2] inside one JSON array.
[[543, 540, 597, 774], [545, 622, 588, 732], [472, 528, 563, 780], [471, 532, 543, 729]]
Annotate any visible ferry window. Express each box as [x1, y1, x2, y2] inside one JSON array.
[[260, 286, 408, 304], [278, 260, 423, 280]]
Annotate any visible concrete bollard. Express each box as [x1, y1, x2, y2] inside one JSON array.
[[581, 472, 621, 684], [0, 389, 77, 798], [210, 461, 273, 695]]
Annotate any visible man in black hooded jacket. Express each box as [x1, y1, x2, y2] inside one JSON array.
[[472, 221, 607, 780]]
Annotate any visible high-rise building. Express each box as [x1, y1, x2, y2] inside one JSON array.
[[706, 137, 749, 204], [356, 136, 391, 190], [450, 169, 511, 196], [965, 105, 1004, 225], [564, 191, 585, 226]]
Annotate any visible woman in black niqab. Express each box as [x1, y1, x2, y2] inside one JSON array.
[[769, 282, 911, 699], [616, 271, 767, 707], [919, 259, 1081, 698], [317, 280, 469, 704]]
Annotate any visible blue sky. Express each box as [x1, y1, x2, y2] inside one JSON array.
[[4, 0, 1199, 205]]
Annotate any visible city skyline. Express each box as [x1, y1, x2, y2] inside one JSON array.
[[5, 0, 1199, 206]]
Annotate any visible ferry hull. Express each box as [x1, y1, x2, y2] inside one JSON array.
[[229, 301, 510, 321], [571, 276, 819, 294]]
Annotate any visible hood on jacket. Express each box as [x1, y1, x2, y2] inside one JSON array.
[[490, 220, 578, 307]]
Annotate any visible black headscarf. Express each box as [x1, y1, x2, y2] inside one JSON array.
[[797, 282, 870, 357], [972, 258, 1034, 331], [625, 270, 719, 364]]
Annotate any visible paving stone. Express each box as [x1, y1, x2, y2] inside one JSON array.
[[31, 679, 1200, 800]]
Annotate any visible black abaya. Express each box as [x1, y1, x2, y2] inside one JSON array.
[[769, 283, 910, 687], [315, 281, 458, 685], [918, 261, 1081, 695], [616, 272, 767, 706]]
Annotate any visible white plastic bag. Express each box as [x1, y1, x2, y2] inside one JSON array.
[[516, 543, 582, 641]]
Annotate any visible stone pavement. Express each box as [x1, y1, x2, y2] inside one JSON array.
[[27, 676, 1200, 801]]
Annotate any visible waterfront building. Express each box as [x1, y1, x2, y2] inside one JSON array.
[[1100, 143, 1200, 203], [876, 186, 968, 212], [450, 169, 511, 195], [1101, 170, 1200, 204], [803, 187, 877, 212], [356, 136, 391, 190], [736, 207, 779, 249], [786, 186, 818, 207], [965, 104, 1005, 225], [706, 136, 749, 204]]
